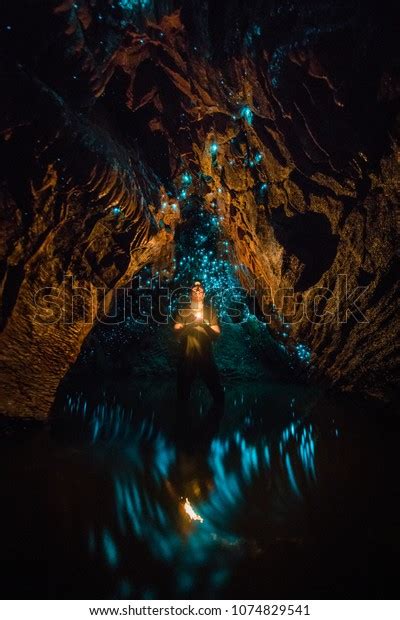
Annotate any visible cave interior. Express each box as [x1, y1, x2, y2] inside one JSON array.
[[0, 0, 400, 600]]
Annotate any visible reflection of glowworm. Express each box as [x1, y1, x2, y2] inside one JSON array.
[[65, 392, 318, 597], [65, 392, 135, 442]]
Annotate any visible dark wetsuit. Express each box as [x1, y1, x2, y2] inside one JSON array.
[[175, 303, 224, 404]]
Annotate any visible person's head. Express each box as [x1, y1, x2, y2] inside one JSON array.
[[191, 281, 205, 303]]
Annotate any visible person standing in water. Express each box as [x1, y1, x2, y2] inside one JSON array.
[[173, 281, 224, 407]]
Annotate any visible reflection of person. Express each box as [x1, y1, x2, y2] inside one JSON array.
[[173, 281, 224, 406]]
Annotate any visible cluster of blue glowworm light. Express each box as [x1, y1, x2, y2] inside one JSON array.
[[100, 59, 311, 365], [107, 148, 311, 367], [163, 163, 311, 366], [169, 176, 250, 322]]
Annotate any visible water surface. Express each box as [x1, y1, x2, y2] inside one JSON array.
[[1, 379, 399, 599]]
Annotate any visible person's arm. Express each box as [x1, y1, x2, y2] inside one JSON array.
[[173, 315, 196, 339], [174, 322, 190, 336], [203, 310, 221, 340], [202, 323, 220, 340]]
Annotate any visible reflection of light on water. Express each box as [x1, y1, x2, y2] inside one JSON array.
[[77, 386, 322, 597], [184, 498, 204, 523], [102, 529, 119, 568], [64, 392, 134, 443]]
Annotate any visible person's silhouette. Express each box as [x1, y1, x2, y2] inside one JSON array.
[[173, 281, 224, 408]]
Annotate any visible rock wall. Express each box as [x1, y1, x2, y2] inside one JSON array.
[[0, 0, 399, 417]]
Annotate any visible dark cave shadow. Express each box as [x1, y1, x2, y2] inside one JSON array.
[[270, 207, 339, 291], [175, 398, 225, 455]]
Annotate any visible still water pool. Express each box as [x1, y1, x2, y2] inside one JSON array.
[[1, 379, 399, 599]]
